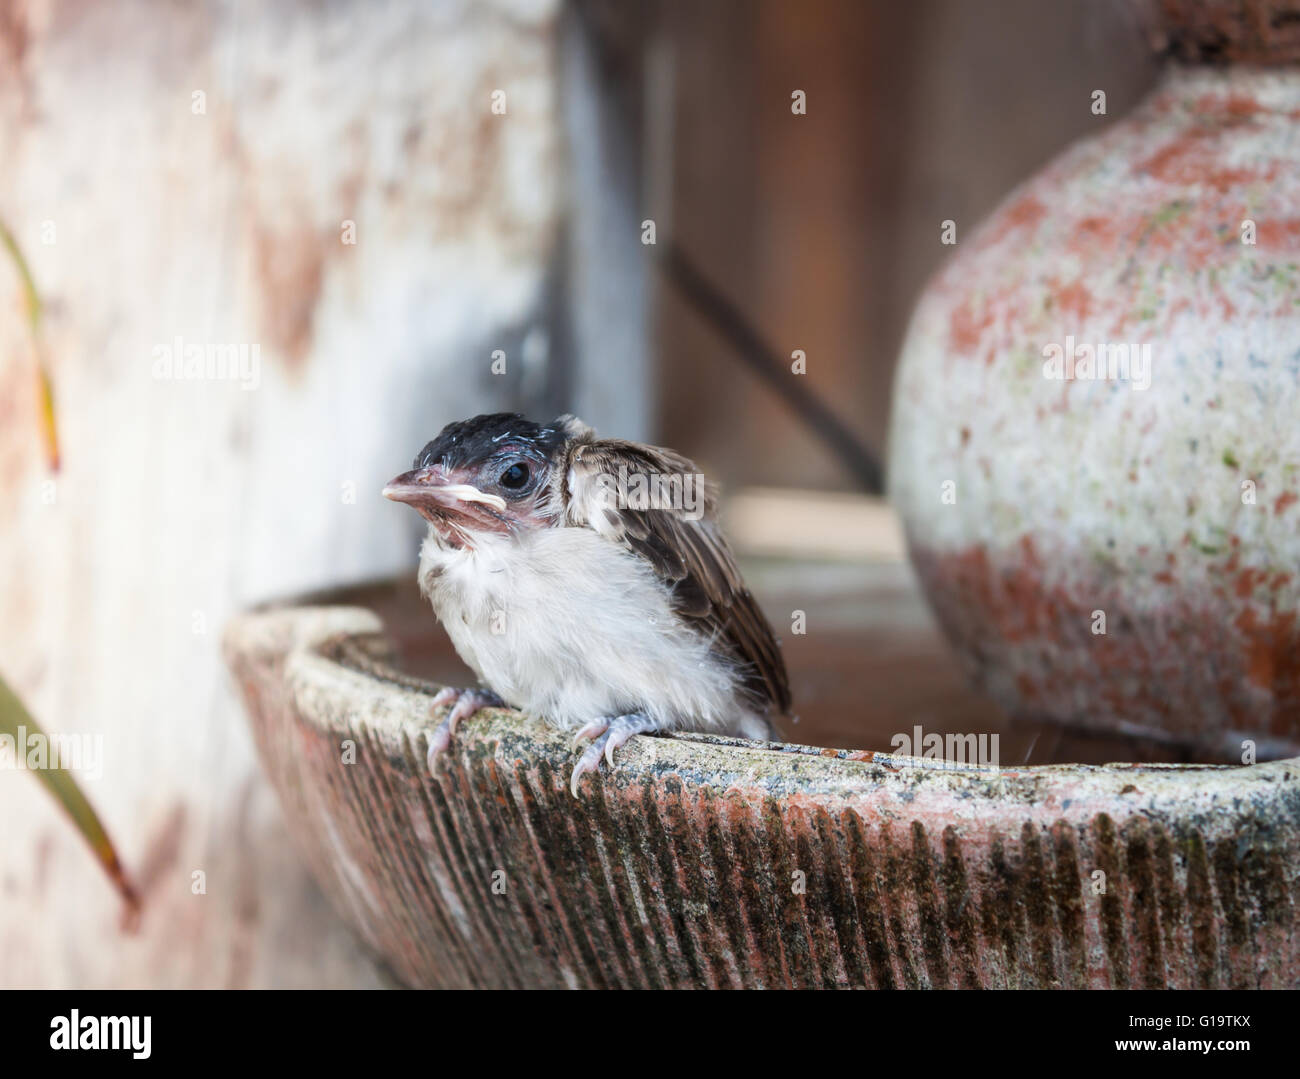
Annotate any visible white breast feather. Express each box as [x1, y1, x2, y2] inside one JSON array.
[[418, 525, 765, 735]]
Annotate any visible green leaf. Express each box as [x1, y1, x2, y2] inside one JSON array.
[[0, 672, 139, 920], [0, 217, 60, 471]]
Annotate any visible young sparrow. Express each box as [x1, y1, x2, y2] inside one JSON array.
[[383, 413, 790, 794]]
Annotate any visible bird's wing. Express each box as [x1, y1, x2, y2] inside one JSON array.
[[561, 434, 791, 716]]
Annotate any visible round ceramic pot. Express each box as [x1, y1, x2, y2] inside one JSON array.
[[889, 60, 1300, 757]]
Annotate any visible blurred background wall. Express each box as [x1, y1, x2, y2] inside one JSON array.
[[0, 0, 1158, 987], [657, 0, 1158, 489]]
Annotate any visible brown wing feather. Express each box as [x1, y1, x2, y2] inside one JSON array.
[[562, 435, 792, 716]]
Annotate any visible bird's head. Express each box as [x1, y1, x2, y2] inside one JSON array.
[[383, 413, 578, 546]]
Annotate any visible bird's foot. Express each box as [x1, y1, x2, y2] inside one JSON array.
[[569, 712, 658, 797], [426, 686, 506, 767]]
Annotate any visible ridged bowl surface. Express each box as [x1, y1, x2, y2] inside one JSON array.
[[224, 604, 1300, 988]]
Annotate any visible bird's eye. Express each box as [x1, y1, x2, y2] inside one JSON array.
[[499, 462, 530, 490]]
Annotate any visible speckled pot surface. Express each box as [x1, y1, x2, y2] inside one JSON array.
[[224, 603, 1300, 988], [889, 65, 1300, 756]]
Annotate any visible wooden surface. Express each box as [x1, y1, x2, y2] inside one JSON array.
[[656, 0, 1160, 491]]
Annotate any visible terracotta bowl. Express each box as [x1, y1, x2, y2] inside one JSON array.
[[223, 572, 1300, 988]]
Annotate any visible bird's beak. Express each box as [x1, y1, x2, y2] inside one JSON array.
[[383, 468, 507, 520]]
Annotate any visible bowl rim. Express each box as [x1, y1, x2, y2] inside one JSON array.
[[224, 601, 1300, 821]]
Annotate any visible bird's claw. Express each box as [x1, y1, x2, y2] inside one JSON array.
[[569, 713, 657, 797], [570, 718, 610, 751], [426, 687, 505, 768]]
